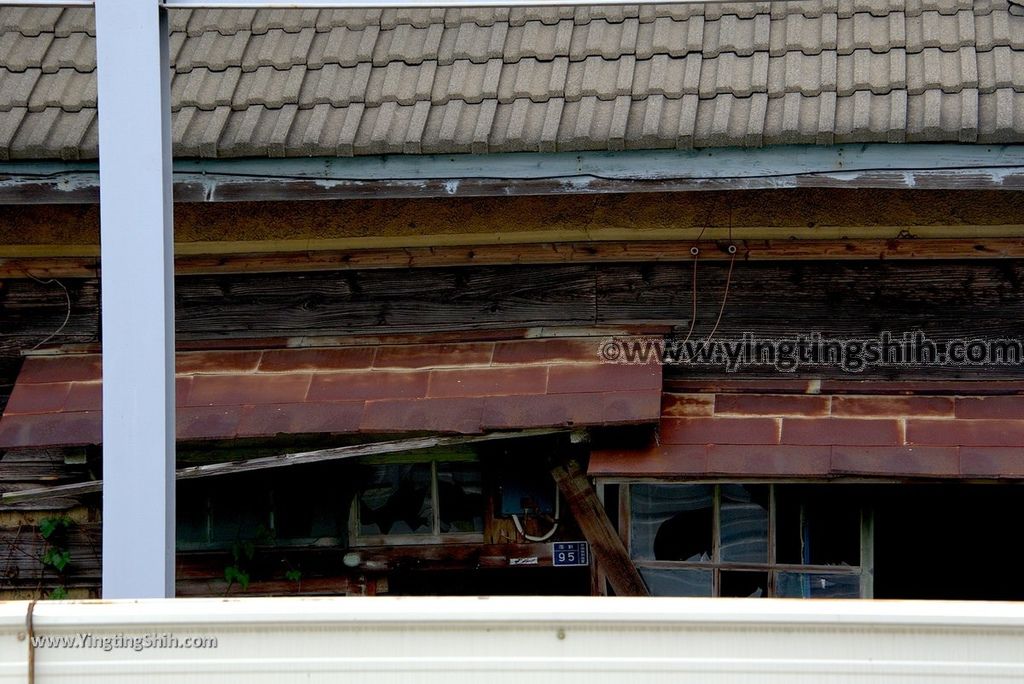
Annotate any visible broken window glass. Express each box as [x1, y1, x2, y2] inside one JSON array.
[[639, 568, 713, 597], [438, 462, 485, 534], [358, 463, 433, 536], [776, 572, 860, 599], [719, 484, 769, 563], [630, 484, 713, 561]]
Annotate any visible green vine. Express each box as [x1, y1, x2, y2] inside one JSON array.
[[38, 515, 74, 599]]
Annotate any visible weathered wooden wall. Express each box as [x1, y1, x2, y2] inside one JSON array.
[[3, 260, 1024, 379], [3, 189, 1024, 256]]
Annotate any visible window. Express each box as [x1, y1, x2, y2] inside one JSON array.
[[352, 456, 486, 545], [177, 467, 350, 550], [626, 483, 870, 598]]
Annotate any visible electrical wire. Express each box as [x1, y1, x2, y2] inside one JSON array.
[[512, 488, 560, 543], [23, 272, 71, 350]]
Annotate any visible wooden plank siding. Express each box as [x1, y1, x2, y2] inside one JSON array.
[[3, 261, 1024, 379], [3, 189, 1024, 260]]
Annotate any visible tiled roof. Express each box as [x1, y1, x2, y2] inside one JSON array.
[[589, 388, 1024, 478], [0, 339, 662, 448], [1, 1, 1023, 160]]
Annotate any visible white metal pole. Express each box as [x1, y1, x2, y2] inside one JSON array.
[[95, 0, 176, 599]]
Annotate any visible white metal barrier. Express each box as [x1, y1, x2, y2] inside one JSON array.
[[2, 597, 1024, 683]]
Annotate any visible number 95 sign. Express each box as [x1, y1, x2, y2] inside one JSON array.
[[552, 542, 589, 567]]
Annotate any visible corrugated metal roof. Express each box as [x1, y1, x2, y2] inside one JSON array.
[[0, 1, 1023, 161]]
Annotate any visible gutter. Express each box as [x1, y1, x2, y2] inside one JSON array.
[[2, 144, 1024, 204]]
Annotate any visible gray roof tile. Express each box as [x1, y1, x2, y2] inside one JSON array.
[[244, 28, 315, 70], [569, 17, 640, 60], [44, 33, 95, 73], [315, 9, 382, 32], [905, 10, 975, 52], [0, 7, 61, 37], [423, 98, 495, 152], [699, 51, 770, 98], [0, 31, 53, 72], [637, 4, 705, 22], [504, 19, 573, 61], [175, 30, 250, 72], [28, 67, 95, 112], [378, 8, 447, 30], [372, 23, 443, 66], [186, 9, 255, 36], [906, 46, 977, 94], [978, 46, 1024, 93], [308, 26, 378, 68], [624, 94, 699, 149], [172, 67, 242, 110], [54, 8, 94, 38], [693, 92, 769, 147], [559, 95, 631, 151], [298, 63, 371, 107], [978, 87, 1024, 141], [0, 68, 40, 111], [703, 14, 771, 56], [173, 105, 231, 157], [836, 49, 905, 95], [234, 64, 306, 109], [566, 55, 636, 101], [768, 51, 837, 96], [507, 7, 576, 27], [251, 9, 320, 34], [769, 14, 838, 56], [3, 3, 1024, 158], [436, 21, 508, 65], [432, 59, 502, 104], [574, 6, 641, 25], [907, 87, 977, 140], [704, 2, 771, 21], [489, 97, 564, 151], [443, 8, 509, 27], [764, 91, 837, 144], [904, 0, 975, 17], [632, 54, 702, 98], [834, 89, 907, 142], [9, 107, 96, 160], [0, 106, 26, 159], [837, 13, 906, 54], [364, 60, 436, 106], [635, 17, 705, 59], [835, 0, 903, 19], [974, 9, 1024, 50], [497, 57, 568, 103], [972, 0, 1013, 16], [772, 0, 839, 19]]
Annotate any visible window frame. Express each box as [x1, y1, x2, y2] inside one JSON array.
[[349, 456, 487, 548], [609, 481, 874, 598]]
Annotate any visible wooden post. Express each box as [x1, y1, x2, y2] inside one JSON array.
[[550, 457, 649, 597]]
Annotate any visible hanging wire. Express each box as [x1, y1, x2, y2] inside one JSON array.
[[702, 208, 737, 344], [22, 272, 71, 350]]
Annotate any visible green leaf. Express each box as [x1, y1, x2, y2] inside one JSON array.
[[224, 565, 250, 591], [285, 569, 302, 582], [47, 586, 69, 601], [42, 548, 71, 572]]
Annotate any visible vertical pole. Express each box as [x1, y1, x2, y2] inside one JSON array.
[[95, 0, 176, 598]]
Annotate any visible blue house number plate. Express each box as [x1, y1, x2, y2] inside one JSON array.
[[552, 542, 589, 567]]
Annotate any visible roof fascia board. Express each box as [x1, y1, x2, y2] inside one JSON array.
[[2, 144, 1024, 204]]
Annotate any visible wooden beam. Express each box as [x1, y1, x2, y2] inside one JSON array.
[[6, 237, 1024, 279], [4, 188, 1024, 261], [0, 429, 562, 505], [550, 456, 649, 597]]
